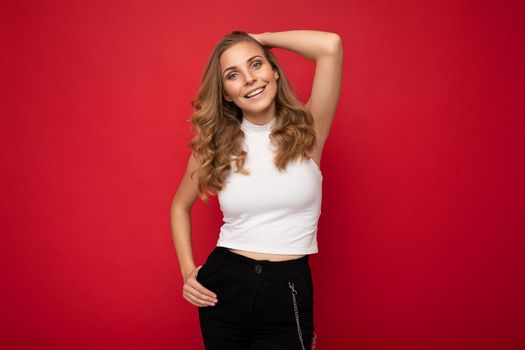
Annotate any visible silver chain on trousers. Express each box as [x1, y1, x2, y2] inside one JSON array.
[[288, 281, 306, 350]]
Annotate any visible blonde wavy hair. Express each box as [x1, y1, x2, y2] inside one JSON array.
[[188, 30, 317, 203]]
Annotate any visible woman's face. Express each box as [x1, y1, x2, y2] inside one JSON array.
[[220, 41, 279, 119]]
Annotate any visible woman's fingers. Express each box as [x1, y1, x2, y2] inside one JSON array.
[[248, 33, 263, 44], [185, 280, 218, 305], [190, 278, 218, 299], [184, 289, 215, 307], [191, 266, 218, 299], [182, 266, 219, 307]]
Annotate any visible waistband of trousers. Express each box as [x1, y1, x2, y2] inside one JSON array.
[[209, 246, 310, 275]]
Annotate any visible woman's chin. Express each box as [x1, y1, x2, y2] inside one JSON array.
[[242, 103, 276, 116]]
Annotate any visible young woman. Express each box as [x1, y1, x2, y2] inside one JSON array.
[[171, 30, 343, 349]]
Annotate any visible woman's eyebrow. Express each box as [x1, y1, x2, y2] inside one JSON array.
[[223, 55, 263, 75]]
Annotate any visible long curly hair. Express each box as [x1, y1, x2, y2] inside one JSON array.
[[188, 30, 317, 203]]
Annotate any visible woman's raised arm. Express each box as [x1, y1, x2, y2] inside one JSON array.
[[251, 30, 344, 146]]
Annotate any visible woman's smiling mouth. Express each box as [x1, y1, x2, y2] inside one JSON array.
[[244, 85, 266, 99]]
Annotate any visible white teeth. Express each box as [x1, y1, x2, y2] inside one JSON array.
[[245, 87, 264, 98]]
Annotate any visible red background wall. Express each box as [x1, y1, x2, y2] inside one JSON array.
[[2, 1, 524, 349]]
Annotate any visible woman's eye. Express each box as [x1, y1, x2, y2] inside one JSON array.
[[226, 62, 261, 80], [227, 72, 239, 80]]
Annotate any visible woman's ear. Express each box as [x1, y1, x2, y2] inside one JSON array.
[[224, 94, 232, 102], [274, 71, 279, 80]]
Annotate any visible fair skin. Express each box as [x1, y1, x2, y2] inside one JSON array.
[[220, 41, 279, 126], [171, 30, 343, 307]]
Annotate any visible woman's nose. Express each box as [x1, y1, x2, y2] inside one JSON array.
[[244, 73, 256, 84]]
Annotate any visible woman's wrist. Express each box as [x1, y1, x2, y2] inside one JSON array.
[[182, 264, 196, 281], [259, 32, 270, 46]]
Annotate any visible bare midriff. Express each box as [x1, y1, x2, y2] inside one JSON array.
[[227, 248, 306, 261]]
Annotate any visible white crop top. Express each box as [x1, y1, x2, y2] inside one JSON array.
[[216, 116, 323, 254]]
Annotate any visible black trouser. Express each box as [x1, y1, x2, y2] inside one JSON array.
[[196, 246, 316, 350]]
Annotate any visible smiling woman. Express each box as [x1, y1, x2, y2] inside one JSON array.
[[171, 29, 343, 350], [220, 43, 280, 121]]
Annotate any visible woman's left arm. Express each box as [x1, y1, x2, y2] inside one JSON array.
[[251, 30, 344, 145]]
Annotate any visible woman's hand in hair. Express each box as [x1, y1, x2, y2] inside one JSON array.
[[248, 32, 268, 46], [182, 266, 219, 307]]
